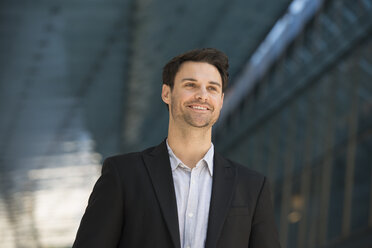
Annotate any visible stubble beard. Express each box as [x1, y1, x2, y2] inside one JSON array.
[[171, 103, 219, 129], [184, 114, 211, 128]]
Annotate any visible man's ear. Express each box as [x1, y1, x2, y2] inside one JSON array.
[[220, 93, 224, 108], [161, 84, 171, 104]]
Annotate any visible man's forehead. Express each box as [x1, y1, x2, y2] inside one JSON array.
[[176, 61, 222, 81]]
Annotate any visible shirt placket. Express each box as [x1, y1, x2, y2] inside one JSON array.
[[184, 164, 201, 248]]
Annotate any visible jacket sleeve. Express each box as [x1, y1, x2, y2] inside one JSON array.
[[72, 158, 124, 248], [249, 177, 281, 248]]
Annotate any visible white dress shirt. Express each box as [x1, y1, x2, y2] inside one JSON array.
[[166, 141, 214, 248]]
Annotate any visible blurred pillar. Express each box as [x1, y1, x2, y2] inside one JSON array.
[[267, 119, 280, 207], [298, 91, 316, 248], [342, 59, 359, 237], [279, 104, 298, 248], [318, 77, 336, 246], [308, 167, 321, 248]]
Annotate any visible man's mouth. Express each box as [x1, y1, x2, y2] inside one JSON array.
[[190, 105, 209, 110]]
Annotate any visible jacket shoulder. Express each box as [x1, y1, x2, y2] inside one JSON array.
[[102, 145, 157, 170]]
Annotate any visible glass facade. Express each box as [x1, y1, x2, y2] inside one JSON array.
[[215, 0, 372, 247]]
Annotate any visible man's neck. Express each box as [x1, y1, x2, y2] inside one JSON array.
[[167, 124, 212, 169]]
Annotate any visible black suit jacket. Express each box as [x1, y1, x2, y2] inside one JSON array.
[[73, 141, 280, 248]]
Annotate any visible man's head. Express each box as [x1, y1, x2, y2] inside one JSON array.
[[161, 48, 228, 130], [162, 48, 229, 92]]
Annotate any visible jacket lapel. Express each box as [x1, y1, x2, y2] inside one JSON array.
[[205, 152, 236, 248], [142, 141, 181, 248]]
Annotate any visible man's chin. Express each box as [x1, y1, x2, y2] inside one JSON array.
[[190, 123, 210, 128], [185, 119, 213, 128]]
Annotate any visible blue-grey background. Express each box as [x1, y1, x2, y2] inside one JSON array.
[[0, 0, 371, 247]]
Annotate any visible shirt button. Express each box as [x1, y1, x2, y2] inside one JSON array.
[[188, 213, 194, 218], [186, 246, 190, 248]]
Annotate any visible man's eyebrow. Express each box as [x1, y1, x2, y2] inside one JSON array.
[[181, 78, 222, 87], [181, 78, 197, 82], [209, 81, 222, 88]]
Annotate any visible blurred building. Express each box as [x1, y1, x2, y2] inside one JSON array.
[[0, 0, 371, 247], [215, 1, 372, 247]]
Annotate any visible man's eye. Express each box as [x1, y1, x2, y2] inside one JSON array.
[[208, 86, 217, 91], [186, 83, 195, 87]]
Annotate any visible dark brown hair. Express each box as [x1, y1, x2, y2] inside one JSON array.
[[162, 48, 229, 92]]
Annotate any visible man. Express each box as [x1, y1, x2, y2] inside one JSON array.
[[73, 48, 280, 248]]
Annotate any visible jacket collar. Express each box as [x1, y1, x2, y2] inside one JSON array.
[[205, 151, 236, 248], [143, 140, 181, 248]]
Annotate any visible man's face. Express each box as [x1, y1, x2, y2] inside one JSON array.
[[162, 61, 224, 129]]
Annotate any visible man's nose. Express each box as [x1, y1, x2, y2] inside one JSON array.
[[195, 87, 208, 101]]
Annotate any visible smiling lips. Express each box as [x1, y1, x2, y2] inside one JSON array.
[[188, 104, 211, 111]]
